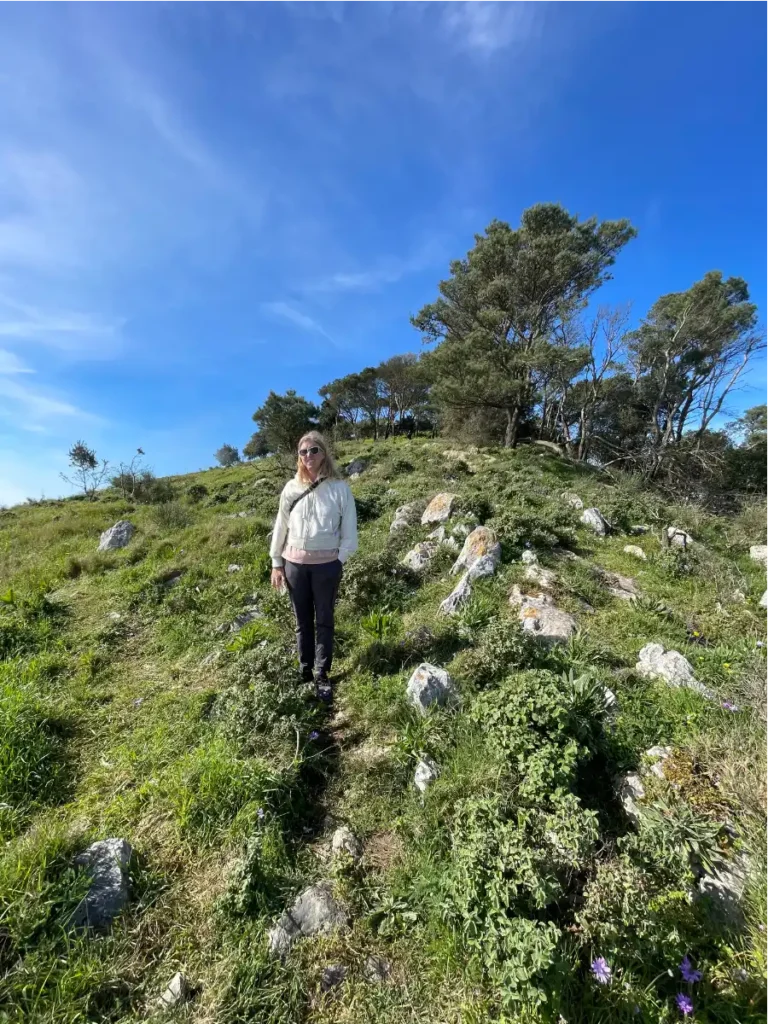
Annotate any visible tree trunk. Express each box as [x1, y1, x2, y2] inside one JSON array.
[[505, 406, 520, 448]]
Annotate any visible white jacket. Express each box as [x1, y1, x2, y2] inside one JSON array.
[[270, 477, 358, 568]]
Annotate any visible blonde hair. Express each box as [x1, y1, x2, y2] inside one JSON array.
[[296, 431, 341, 484]]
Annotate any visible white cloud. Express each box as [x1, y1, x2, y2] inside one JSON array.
[[441, 1, 537, 53], [0, 349, 33, 374], [262, 301, 334, 342]]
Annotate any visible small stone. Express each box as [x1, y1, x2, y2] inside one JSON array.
[[524, 564, 557, 589], [69, 838, 132, 931], [421, 492, 457, 525], [509, 589, 576, 644], [406, 663, 459, 715], [451, 526, 501, 576], [346, 458, 368, 476], [158, 972, 192, 1008], [521, 549, 538, 564], [428, 525, 446, 543], [580, 508, 609, 536], [390, 502, 423, 534], [227, 564, 242, 573], [666, 526, 693, 549], [108, 611, 122, 621], [760, 590, 768, 609], [645, 745, 672, 779], [623, 544, 646, 560], [401, 541, 438, 572], [268, 884, 348, 956], [562, 492, 584, 510], [749, 545, 768, 565], [635, 643, 714, 699], [320, 965, 348, 992], [331, 826, 363, 862], [414, 756, 440, 794], [364, 955, 391, 984], [230, 609, 263, 631], [601, 570, 639, 601], [98, 520, 135, 552], [697, 852, 750, 926], [629, 524, 650, 535]]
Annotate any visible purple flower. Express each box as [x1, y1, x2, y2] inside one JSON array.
[[676, 993, 694, 1016], [257, 807, 265, 821], [309, 730, 320, 741], [721, 700, 739, 712], [591, 957, 612, 985], [680, 956, 702, 983]]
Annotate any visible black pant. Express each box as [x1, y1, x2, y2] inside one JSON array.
[[284, 559, 343, 679]]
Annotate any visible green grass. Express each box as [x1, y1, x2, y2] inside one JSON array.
[[0, 438, 765, 1022]]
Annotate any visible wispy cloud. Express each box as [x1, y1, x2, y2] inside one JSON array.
[[0, 349, 33, 374], [262, 301, 334, 342], [0, 374, 101, 430], [441, 2, 538, 53]]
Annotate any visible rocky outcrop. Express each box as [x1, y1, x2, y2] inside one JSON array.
[[438, 552, 499, 616], [406, 663, 459, 714], [666, 526, 693, 549], [421, 493, 457, 525], [390, 502, 424, 533], [635, 643, 714, 699], [98, 521, 135, 552], [69, 838, 132, 930], [509, 588, 577, 644], [580, 508, 609, 536], [401, 540, 439, 572], [451, 525, 501, 575], [268, 884, 348, 956]]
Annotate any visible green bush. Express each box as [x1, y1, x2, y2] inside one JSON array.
[[452, 617, 536, 689], [490, 491, 577, 556], [339, 546, 419, 612], [148, 501, 191, 532], [186, 483, 209, 503]]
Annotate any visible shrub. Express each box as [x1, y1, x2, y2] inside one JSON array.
[[186, 483, 209, 503], [453, 617, 536, 689], [339, 546, 419, 612], [148, 501, 191, 532], [353, 488, 385, 524], [490, 491, 577, 556]]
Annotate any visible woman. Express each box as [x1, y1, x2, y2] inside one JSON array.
[[270, 432, 358, 702]]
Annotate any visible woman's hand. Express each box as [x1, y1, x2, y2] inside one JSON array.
[[270, 567, 286, 591]]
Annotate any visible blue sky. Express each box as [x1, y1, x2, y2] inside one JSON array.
[[0, 1, 765, 505]]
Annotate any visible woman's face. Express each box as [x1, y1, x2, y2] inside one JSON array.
[[298, 440, 324, 475]]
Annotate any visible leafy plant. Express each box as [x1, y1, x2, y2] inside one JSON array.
[[361, 608, 399, 643]]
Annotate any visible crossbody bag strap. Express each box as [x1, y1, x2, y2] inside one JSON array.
[[287, 478, 323, 516]]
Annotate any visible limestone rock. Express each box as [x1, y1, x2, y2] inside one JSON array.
[[451, 526, 501, 576], [617, 773, 645, 825], [524, 563, 557, 589], [749, 544, 768, 565], [562, 492, 584, 510], [268, 884, 348, 956], [364, 955, 391, 984], [760, 590, 768, 609], [509, 589, 577, 644], [421, 492, 457, 525], [227, 564, 242, 573], [158, 972, 192, 1009], [438, 573, 473, 616], [331, 826, 363, 862], [406, 663, 459, 715], [97, 520, 135, 552], [70, 838, 132, 930], [230, 608, 263, 632], [635, 643, 714, 699], [623, 544, 646, 560], [580, 508, 609, 536], [666, 526, 693, 549], [697, 852, 750, 925], [428, 525, 446, 543], [401, 541, 438, 572], [390, 502, 423, 533], [346, 458, 368, 476], [646, 745, 672, 779], [601, 570, 639, 601], [414, 756, 440, 794]]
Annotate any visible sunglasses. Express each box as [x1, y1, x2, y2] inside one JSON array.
[[298, 445, 321, 457]]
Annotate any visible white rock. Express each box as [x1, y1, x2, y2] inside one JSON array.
[[331, 826, 363, 862], [697, 852, 750, 924], [70, 838, 132, 930], [401, 541, 438, 572], [414, 756, 440, 794], [623, 544, 646, 561], [438, 573, 473, 616], [450, 526, 501, 576], [390, 502, 422, 533], [406, 663, 459, 715], [510, 589, 577, 644], [230, 609, 263, 631], [268, 884, 348, 956], [580, 508, 609, 536], [760, 590, 768, 609], [428, 525, 446, 543], [227, 563, 242, 573], [97, 520, 135, 552], [749, 545, 768, 565], [521, 549, 538, 564], [421, 492, 457, 525], [730, 590, 746, 604], [646, 745, 672, 779], [617, 773, 645, 824], [666, 526, 693, 549], [635, 643, 714, 699], [524, 564, 557, 589], [562, 492, 584, 510], [158, 972, 192, 1008], [346, 458, 368, 476], [601, 570, 639, 601]]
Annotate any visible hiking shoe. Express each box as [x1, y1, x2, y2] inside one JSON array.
[[314, 678, 333, 704], [301, 668, 314, 684]]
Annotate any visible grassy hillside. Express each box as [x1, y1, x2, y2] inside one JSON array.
[[0, 439, 765, 1023]]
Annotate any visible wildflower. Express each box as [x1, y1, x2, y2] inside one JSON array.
[[721, 701, 738, 712], [676, 993, 694, 1016], [756, 640, 764, 648], [257, 807, 265, 821], [680, 956, 703, 983], [309, 730, 320, 741], [591, 957, 612, 984]]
